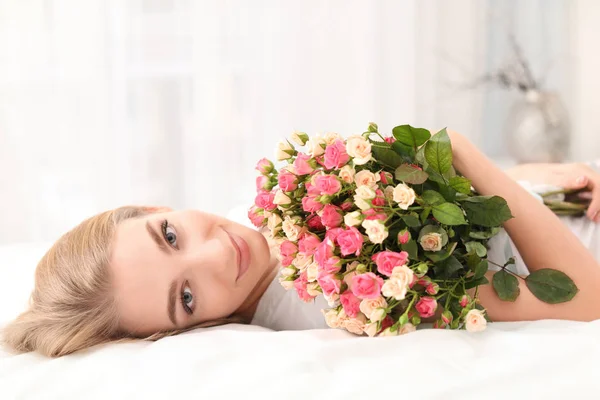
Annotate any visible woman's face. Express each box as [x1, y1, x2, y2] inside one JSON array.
[[109, 208, 272, 335]]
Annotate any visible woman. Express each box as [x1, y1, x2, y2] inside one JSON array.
[[2, 130, 600, 357]]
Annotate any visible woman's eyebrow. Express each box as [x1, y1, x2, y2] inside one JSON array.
[[145, 221, 169, 254]]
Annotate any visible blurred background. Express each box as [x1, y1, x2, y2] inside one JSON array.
[[0, 0, 598, 245]]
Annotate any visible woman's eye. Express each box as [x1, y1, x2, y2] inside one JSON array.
[[161, 220, 178, 248], [182, 285, 194, 314]]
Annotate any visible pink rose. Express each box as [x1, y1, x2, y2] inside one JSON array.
[[294, 272, 315, 303], [459, 295, 469, 308], [247, 206, 265, 228], [319, 256, 342, 275], [351, 272, 384, 300], [384, 137, 396, 144], [317, 273, 342, 297], [302, 196, 324, 213], [255, 175, 271, 192], [379, 171, 393, 185], [364, 212, 387, 221], [314, 174, 342, 196], [254, 191, 276, 211], [372, 251, 409, 277], [336, 227, 363, 256], [325, 227, 345, 244], [321, 205, 343, 228], [314, 239, 334, 268], [415, 297, 438, 318], [280, 240, 298, 257], [340, 291, 362, 318], [425, 282, 440, 295], [397, 229, 410, 244], [305, 181, 320, 196], [298, 233, 321, 255], [255, 157, 274, 175], [278, 171, 298, 192], [372, 189, 386, 207], [306, 213, 325, 230], [324, 139, 350, 169], [293, 153, 315, 175], [340, 199, 354, 211], [380, 315, 394, 332]]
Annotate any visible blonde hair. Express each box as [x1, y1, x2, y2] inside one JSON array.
[[1, 206, 242, 357]]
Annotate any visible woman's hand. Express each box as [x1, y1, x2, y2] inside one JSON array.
[[505, 162, 600, 222]]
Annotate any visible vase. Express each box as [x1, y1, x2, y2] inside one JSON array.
[[504, 90, 571, 163]]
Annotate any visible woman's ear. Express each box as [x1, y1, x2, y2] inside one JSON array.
[[142, 206, 173, 213]]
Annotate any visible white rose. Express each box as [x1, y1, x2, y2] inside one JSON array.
[[361, 219, 389, 244], [343, 313, 367, 335], [384, 185, 395, 201], [370, 308, 387, 323], [378, 327, 399, 337], [267, 213, 283, 235], [281, 163, 297, 175], [282, 216, 302, 241], [344, 211, 363, 227], [323, 132, 342, 145], [345, 135, 372, 165], [322, 309, 343, 329], [393, 183, 416, 210], [273, 190, 292, 205], [381, 277, 408, 300], [306, 135, 326, 157], [399, 323, 417, 335], [279, 278, 294, 290], [290, 131, 309, 146], [292, 253, 313, 271], [364, 322, 379, 337], [324, 293, 341, 308], [307, 282, 321, 297], [359, 297, 388, 320], [420, 232, 443, 252], [354, 186, 376, 211], [306, 261, 319, 282], [339, 165, 356, 184], [276, 141, 294, 161], [281, 266, 296, 277], [465, 309, 487, 333], [391, 265, 414, 290], [354, 170, 380, 189]]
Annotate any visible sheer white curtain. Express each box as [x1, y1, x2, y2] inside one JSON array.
[[0, 0, 417, 244]]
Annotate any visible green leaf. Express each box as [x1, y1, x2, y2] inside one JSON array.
[[424, 128, 452, 174], [391, 141, 416, 161], [462, 196, 513, 227], [425, 167, 446, 185], [467, 253, 481, 269], [402, 215, 421, 229], [395, 164, 429, 184], [438, 184, 457, 203], [421, 190, 446, 206], [465, 276, 489, 290], [443, 166, 457, 179], [492, 270, 520, 302], [420, 208, 430, 223], [432, 203, 467, 225], [468, 227, 501, 239], [371, 145, 404, 169], [525, 269, 579, 304], [438, 255, 464, 279], [392, 125, 432, 149], [425, 250, 452, 262], [401, 239, 419, 260], [465, 241, 487, 257], [415, 145, 428, 168], [448, 176, 472, 194], [474, 260, 489, 279]]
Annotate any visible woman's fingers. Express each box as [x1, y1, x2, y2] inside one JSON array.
[[585, 181, 600, 222]]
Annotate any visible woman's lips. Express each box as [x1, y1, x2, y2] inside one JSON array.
[[223, 228, 250, 282]]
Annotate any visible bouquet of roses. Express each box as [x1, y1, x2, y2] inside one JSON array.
[[248, 123, 578, 337]]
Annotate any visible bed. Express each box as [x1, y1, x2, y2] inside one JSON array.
[[1, 236, 600, 399]]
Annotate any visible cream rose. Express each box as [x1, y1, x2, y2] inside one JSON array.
[[381, 277, 408, 300], [290, 131, 308, 146], [369, 308, 387, 323], [267, 213, 283, 235], [323, 132, 342, 145], [399, 323, 417, 335], [322, 309, 343, 329], [393, 183, 416, 210], [378, 327, 399, 337], [273, 190, 292, 205], [359, 297, 388, 320], [354, 186, 376, 210], [354, 170, 380, 189], [306, 261, 319, 282], [465, 309, 487, 332], [280, 266, 296, 277], [344, 211, 363, 227], [307, 282, 321, 297], [339, 165, 356, 184], [384, 185, 395, 201], [343, 313, 367, 335], [361, 219, 389, 244], [391, 265, 414, 290], [293, 253, 313, 271], [364, 322, 379, 337], [279, 278, 294, 290], [306, 135, 326, 157], [420, 232, 443, 252], [345, 135, 372, 165], [282, 216, 302, 241], [276, 140, 294, 161], [325, 293, 341, 308], [343, 271, 357, 291]]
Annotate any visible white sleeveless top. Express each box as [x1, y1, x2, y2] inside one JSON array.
[[228, 164, 600, 331]]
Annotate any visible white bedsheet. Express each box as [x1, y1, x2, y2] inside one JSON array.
[[1, 240, 600, 399]]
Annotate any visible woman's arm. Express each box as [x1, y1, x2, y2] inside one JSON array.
[[448, 131, 600, 322]]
